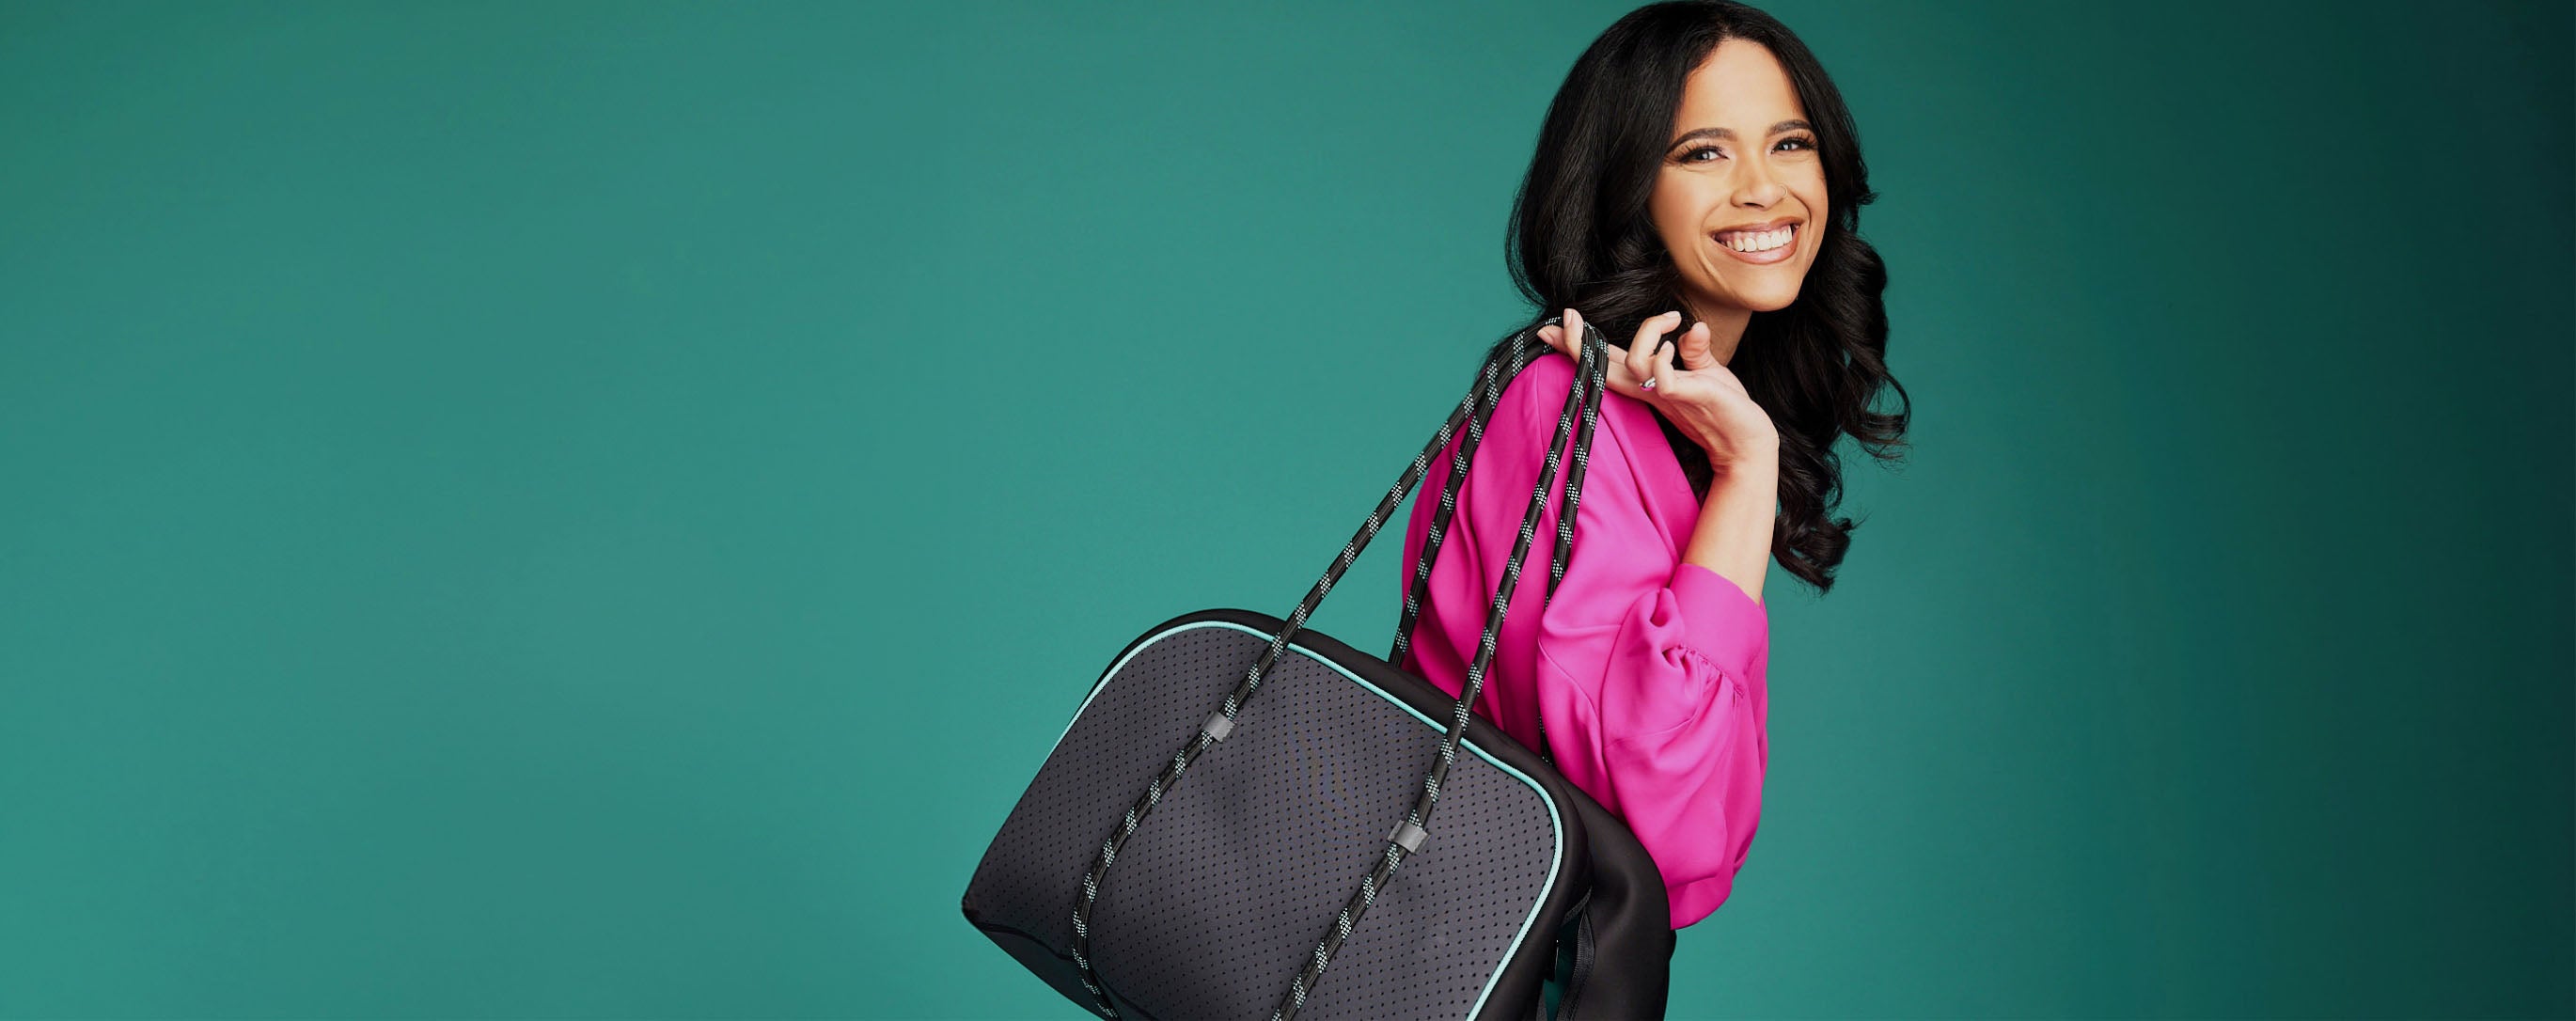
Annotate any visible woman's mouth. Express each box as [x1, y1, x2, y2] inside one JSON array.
[[1713, 222, 1798, 265]]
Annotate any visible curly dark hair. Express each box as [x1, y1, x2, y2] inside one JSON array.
[[1486, 0, 1911, 595]]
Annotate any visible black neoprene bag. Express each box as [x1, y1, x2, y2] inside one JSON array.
[[961, 318, 1676, 1020]]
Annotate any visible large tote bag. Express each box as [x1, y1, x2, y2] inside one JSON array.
[[961, 318, 1674, 1020]]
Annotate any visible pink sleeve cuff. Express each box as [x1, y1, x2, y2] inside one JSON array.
[[1668, 562, 1769, 683], [1666, 872, 1738, 931]]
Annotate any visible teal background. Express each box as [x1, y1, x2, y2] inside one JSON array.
[[3, 1, 2568, 1017]]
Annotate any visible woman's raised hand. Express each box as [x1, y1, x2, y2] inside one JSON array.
[[1536, 307, 1780, 471]]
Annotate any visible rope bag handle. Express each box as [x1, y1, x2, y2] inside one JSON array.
[[1063, 317, 1617, 1021], [1265, 318, 1609, 1020], [1389, 315, 1610, 772]]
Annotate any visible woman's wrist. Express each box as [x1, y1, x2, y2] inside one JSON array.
[[1681, 454, 1778, 605], [1693, 425, 1780, 475]]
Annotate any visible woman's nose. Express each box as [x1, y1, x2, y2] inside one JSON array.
[[1734, 161, 1786, 205]]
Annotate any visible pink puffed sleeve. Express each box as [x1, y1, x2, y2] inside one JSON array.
[[1402, 350, 1771, 930]]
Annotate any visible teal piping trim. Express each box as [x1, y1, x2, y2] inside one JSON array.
[[1043, 620, 1565, 1019]]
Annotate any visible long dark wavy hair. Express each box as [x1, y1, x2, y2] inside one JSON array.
[[1487, 0, 1910, 595]]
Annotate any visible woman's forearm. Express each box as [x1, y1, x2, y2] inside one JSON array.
[[1679, 450, 1779, 606]]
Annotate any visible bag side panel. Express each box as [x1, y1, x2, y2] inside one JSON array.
[[1555, 783, 1673, 1019], [1091, 624, 1563, 1021], [961, 620, 1267, 1009]]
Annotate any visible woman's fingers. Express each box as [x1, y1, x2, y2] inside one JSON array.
[[1547, 313, 1598, 363], [1545, 311, 1644, 398], [1544, 309, 1695, 403], [1539, 323, 1589, 376], [1677, 320, 1715, 370], [1546, 308, 1782, 409], [1543, 308, 1590, 366], [1649, 330, 1676, 395], [1627, 310, 1681, 389]]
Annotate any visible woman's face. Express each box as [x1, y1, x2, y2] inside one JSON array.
[[1649, 39, 1828, 321]]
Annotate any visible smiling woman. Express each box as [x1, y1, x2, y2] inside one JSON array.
[[1485, 5, 1912, 584], [1396, 0, 1912, 966]]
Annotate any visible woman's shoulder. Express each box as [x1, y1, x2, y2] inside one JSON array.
[[1496, 348, 1578, 419], [1490, 349, 1652, 445], [1476, 347, 1700, 515]]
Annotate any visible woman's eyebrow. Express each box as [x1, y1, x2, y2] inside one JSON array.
[[1668, 119, 1814, 148]]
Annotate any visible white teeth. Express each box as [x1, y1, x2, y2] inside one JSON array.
[[1719, 225, 1794, 252]]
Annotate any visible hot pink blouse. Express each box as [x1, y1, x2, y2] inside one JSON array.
[[1394, 349, 1771, 930]]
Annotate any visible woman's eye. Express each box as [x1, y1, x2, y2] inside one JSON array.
[[1680, 136, 1818, 164]]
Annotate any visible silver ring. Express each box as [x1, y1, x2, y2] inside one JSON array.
[[1639, 377, 1657, 390]]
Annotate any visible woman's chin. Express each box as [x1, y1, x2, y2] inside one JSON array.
[[1705, 283, 1804, 314], [1748, 288, 1803, 312]]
